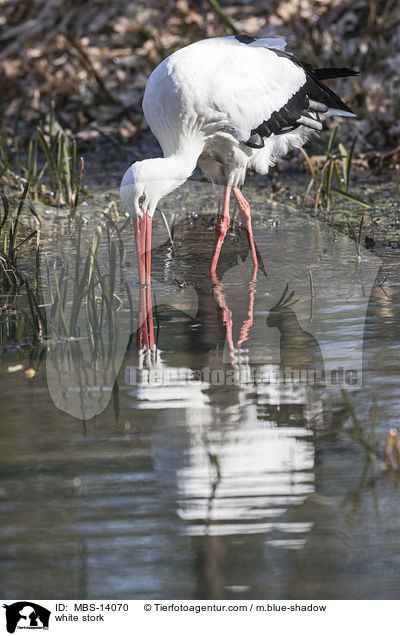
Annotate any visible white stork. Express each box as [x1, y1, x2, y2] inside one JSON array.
[[121, 34, 357, 284]]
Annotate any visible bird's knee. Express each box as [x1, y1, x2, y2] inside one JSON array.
[[240, 201, 251, 219], [216, 216, 230, 237], [235, 195, 251, 220]]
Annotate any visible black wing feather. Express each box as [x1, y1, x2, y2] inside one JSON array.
[[314, 67, 359, 80], [244, 47, 357, 148]]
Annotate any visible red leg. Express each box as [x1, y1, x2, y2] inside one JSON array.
[[212, 276, 235, 356], [236, 279, 257, 349], [233, 186, 258, 273], [210, 183, 232, 276], [210, 183, 235, 355]]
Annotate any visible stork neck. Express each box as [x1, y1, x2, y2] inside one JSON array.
[[120, 141, 203, 218], [162, 129, 205, 178], [134, 152, 200, 216], [162, 149, 199, 179], [145, 151, 199, 206]]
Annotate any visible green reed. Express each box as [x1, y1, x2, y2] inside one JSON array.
[[301, 127, 372, 212], [2, 103, 89, 212], [46, 211, 131, 351], [0, 184, 40, 292], [0, 186, 46, 349]]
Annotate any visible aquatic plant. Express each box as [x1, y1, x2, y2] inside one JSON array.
[[44, 207, 131, 344], [0, 184, 40, 292], [0, 186, 132, 358], [346, 214, 364, 260], [1, 104, 89, 211], [0, 186, 46, 350], [301, 127, 372, 211]]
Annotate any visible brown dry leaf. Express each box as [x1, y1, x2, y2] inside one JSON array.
[[119, 118, 138, 138]]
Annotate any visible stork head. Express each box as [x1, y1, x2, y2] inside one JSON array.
[[120, 157, 193, 218]]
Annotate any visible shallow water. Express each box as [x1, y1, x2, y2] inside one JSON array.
[[1, 181, 400, 599]]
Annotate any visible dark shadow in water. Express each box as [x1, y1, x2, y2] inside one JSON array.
[[267, 283, 324, 373]]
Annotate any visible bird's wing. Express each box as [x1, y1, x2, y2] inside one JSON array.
[[245, 41, 356, 146], [143, 36, 356, 155], [195, 36, 355, 148], [195, 39, 307, 143]]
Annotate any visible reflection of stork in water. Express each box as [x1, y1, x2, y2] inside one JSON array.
[[126, 258, 325, 596], [267, 284, 324, 373]]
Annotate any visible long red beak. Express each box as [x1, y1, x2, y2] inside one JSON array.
[[133, 212, 154, 348], [133, 212, 152, 286]]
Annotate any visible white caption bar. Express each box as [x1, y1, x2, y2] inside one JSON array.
[[1, 599, 398, 635]]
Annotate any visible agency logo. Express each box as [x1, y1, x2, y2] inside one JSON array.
[[3, 603, 50, 633]]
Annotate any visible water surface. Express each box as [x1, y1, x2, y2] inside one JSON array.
[[1, 182, 399, 599]]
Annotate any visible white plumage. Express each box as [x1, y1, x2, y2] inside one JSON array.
[[121, 35, 356, 284]]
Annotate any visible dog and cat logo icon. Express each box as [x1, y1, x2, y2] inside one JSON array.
[[2, 602, 50, 633]]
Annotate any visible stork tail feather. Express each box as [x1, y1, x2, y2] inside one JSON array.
[[314, 67, 359, 80]]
